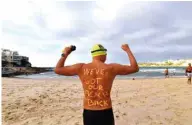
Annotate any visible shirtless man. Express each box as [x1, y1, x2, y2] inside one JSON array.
[[164, 68, 169, 78], [54, 44, 139, 125], [185, 63, 192, 84]]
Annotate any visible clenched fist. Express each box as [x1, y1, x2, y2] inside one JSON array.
[[121, 44, 130, 52], [62, 46, 72, 55]]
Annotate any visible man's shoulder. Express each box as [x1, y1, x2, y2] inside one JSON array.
[[74, 63, 85, 68], [75, 63, 85, 65], [80, 63, 90, 66], [77, 63, 85, 65], [107, 63, 121, 66]]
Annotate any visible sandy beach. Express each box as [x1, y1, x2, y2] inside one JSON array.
[[2, 77, 192, 125]]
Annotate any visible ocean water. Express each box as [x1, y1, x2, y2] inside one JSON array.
[[15, 67, 187, 79]]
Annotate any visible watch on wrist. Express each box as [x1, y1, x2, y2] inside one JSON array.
[[61, 53, 65, 57]]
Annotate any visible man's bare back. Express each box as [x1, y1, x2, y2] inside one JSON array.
[[78, 62, 116, 110]]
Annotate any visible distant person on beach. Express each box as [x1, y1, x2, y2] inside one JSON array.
[[185, 63, 192, 84], [55, 44, 139, 125], [173, 71, 175, 76], [164, 68, 169, 78]]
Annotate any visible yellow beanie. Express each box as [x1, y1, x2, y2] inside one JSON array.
[[91, 44, 107, 57]]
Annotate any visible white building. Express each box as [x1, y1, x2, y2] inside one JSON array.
[[2, 49, 31, 67]]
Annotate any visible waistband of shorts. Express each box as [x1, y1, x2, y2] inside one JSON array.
[[84, 108, 113, 112]]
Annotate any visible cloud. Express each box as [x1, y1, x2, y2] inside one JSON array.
[[2, 1, 192, 67]]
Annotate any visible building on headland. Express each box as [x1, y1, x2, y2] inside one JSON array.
[[163, 59, 192, 66], [139, 59, 192, 67], [1, 48, 31, 67], [2, 48, 32, 76], [2, 48, 52, 77]]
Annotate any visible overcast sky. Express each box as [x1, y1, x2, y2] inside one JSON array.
[[2, 1, 192, 67]]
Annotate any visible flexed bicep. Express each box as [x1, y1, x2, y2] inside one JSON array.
[[111, 63, 138, 75], [54, 63, 84, 76]]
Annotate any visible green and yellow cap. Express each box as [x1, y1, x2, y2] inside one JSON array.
[[91, 44, 107, 57]]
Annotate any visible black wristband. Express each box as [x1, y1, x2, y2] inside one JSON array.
[[61, 53, 65, 57]]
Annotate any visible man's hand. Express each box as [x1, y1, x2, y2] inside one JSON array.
[[62, 46, 72, 55], [110, 43, 139, 75], [121, 44, 130, 52]]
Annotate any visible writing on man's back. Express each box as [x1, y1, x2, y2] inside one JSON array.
[[79, 65, 114, 110]]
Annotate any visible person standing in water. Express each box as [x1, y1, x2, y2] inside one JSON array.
[[185, 63, 192, 84], [54, 44, 139, 125], [164, 68, 169, 78]]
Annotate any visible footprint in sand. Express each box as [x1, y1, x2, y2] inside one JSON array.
[[147, 115, 153, 120], [26, 106, 36, 112], [75, 122, 80, 125], [49, 113, 53, 118], [116, 115, 120, 119], [37, 121, 43, 125], [56, 120, 61, 124], [62, 89, 66, 92], [122, 113, 127, 116], [141, 100, 145, 103]]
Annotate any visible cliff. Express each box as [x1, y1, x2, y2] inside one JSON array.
[[1, 48, 53, 77], [2, 67, 53, 77]]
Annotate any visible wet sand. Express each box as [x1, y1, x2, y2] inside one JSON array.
[[2, 78, 192, 125]]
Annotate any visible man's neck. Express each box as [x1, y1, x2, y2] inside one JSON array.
[[92, 59, 103, 63]]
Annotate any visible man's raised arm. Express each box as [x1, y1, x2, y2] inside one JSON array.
[[54, 46, 84, 76], [111, 44, 139, 75]]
